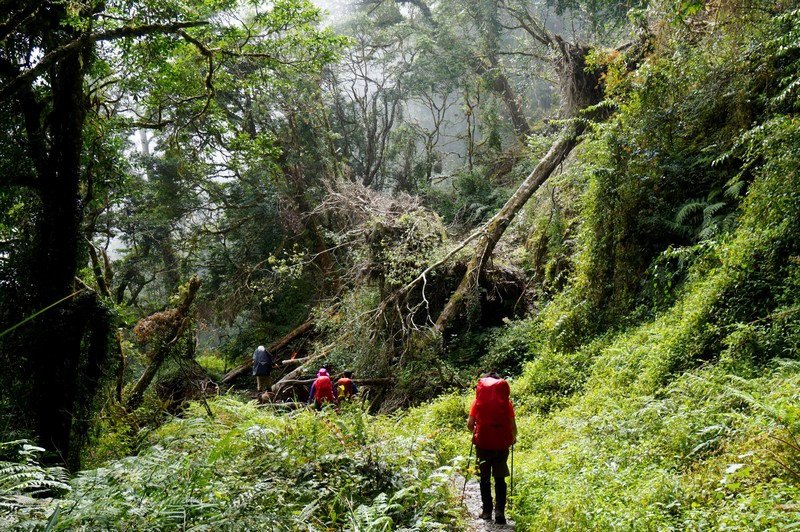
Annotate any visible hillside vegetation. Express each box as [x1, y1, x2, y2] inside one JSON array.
[[495, 6, 800, 527], [1, 0, 799, 529]]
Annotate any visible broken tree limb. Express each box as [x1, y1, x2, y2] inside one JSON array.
[[220, 318, 316, 384], [270, 349, 329, 393], [275, 378, 394, 386], [282, 355, 315, 366], [347, 378, 394, 386], [125, 276, 201, 411]]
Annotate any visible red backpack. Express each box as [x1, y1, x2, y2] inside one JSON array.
[[337, 378, 354, 399], [472, 377, 513, 451], [314, 376, 335, 403]]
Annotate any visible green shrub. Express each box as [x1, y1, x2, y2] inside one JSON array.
[[513, 338, 604, 415], [424, 170, 512, 228], [196, 351, 228, 379], [482, 317, 545, 376]]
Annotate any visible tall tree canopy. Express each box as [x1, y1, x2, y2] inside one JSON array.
[[0, 0, 345, 466]]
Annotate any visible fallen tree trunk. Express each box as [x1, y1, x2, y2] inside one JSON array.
[[270, 349, 329, 393], [220, 318, 316, 384], [125, 276, 201, 411], [282, 354, 315, 366], [275, 378, 394, 387], [435, 124, 585, 331]]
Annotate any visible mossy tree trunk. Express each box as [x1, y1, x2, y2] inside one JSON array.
[[125, 276, 201, 411]]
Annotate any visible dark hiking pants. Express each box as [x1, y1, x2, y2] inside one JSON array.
[[476, 447, 509, 516]]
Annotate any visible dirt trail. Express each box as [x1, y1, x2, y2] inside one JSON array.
[[455, 474, 515, 531]]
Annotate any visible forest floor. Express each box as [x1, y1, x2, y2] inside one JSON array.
[[455, 475, 515, 531]]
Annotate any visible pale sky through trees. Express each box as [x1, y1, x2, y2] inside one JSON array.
[[313, 0, 356, 20]]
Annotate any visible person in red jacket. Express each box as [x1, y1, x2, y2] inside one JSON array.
[[467, 372, 517, 525], [307, 368, 336, 409]]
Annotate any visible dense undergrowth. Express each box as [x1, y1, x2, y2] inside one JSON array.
[[1, 398, 469, 530]]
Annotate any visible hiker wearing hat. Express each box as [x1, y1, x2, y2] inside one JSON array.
[[467, 372, 517, 525], [252, 345, 273, 392], [307, 368, 336, 409]]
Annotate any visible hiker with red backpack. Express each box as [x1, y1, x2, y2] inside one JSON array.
[[468, 372, 517, 525], [307, 368, 336, 409], [336, 370, 358, 401]]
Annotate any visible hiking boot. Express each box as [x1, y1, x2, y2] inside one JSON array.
[[495, 513, 507, 525], [479, 510, 492, 520]]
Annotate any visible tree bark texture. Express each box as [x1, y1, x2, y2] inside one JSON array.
[[26, 28, 92, 467]]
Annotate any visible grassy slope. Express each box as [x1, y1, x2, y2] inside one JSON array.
[[477, 9, 800, 527], [424, 161, 800, 529]]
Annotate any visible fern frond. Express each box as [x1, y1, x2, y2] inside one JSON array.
[[775, 76, 800, 104], [724, 178, 747, 198], [697, 223, 718, 241], [702, 201, 726, 219], [660, 219, 693, 237], [675, 200, 705, 225]]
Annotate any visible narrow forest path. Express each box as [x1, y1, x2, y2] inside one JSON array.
[[455, 475, 515, 531]]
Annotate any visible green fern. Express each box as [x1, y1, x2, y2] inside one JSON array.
[[0, 398, 464, 530], [671, 184, 742, 242], [675, 199, 706, 226], [0, 441, 70, 529]]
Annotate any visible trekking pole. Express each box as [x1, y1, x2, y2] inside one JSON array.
[[461, 440, 474, 505], [510, 443, 515, 509]]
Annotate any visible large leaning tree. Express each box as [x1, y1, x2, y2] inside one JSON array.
[[363, 0, 646, 333], [432, 0, 646, 331]]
